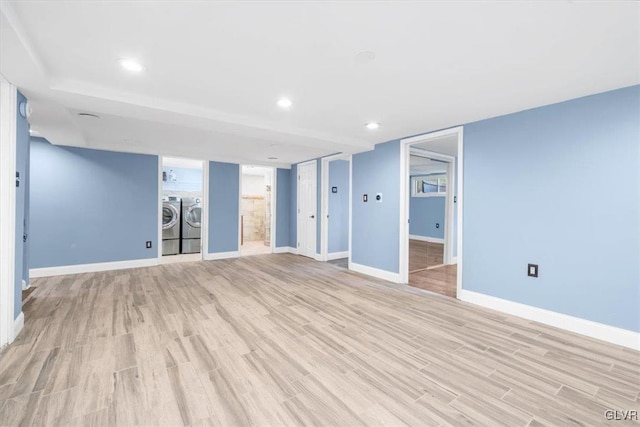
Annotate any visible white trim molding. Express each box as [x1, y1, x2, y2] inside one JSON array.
[[204, 251, 240, 261], [409, 235, 445, 244], [459, 290, 640, 351], [400, 126, 464, 301], [327, 251, 349, 261], [273, 246, 297, 255], [12, 311, 24, 341], [349, 262, 401, 283], [30, 258, 158, 278], [320, 153, 351, 262], [0, 75, 18, 347]]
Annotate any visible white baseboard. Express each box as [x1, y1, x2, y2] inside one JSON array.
[[12, 311, 24, 341], [327, 251, 349, 261], [273, 246, 298, 255], [458, 290, 639, 351], [203, 251, 240, 261], [409, 235, 445, 244], [30, 258, 159, 278], [349, 262, 401, 283]]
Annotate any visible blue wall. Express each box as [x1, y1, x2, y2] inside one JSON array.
[[14, 91, 29, 319], [30, 139, 158, 268], [351, 140, 401, 273], [463, 85, 639, 332], [162, 166, 202, 193], [289, 164, 297, 248], [409, 191, 445, 239], [328, 160, 349, 253], [275, 168, 291, 248], [208, 161, 239, 253]]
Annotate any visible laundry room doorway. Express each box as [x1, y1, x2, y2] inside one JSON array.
[[159, 156, 206, 263], [240, 165, 275, 257]]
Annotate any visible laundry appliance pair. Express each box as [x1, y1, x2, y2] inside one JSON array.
[[161, 196, 202, 255]]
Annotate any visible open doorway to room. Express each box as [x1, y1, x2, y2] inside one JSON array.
[[400, 128, 462, 298], [321, 154, 351, 269], [160, 157, 205, 263], [240, 165, 274, 256]]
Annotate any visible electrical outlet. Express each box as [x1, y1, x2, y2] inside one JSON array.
[[146, 241, 152, 249], [527, 263, 538, 277]]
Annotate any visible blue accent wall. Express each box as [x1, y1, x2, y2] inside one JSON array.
[[275, 168, 291, 248], [208, 161, 239, 253], [30, 139, 158, 268], [463, 85, 639, 332], [289, 164, 297, 248], [14, 91, 29, 319], [162, 166, 202, 193], [351, 140, 400, 273], [328, 160, 349, 253], [409, 192, 445, 239]]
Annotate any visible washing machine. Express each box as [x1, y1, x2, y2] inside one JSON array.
[[162, 196, 181, 255], [181, 197, 202, 253]]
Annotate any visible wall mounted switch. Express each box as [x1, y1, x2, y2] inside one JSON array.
[[363, 194, 368, 202], [146, 241, 153, 249], [528, 263, 538, 277], [375, 193, 382, 202]]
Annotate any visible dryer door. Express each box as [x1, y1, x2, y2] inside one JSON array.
[[185, 204, 202, 228], [163, 203, 179, 230]]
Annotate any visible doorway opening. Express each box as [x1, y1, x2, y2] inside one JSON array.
[[240, 165, 274, 256], [400, 127, 463, 298], [320, 154, 351, 269], [160, 156, 205, 263]]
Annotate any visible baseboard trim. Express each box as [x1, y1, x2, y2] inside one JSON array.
[[349, 262, 401, 283], [273, 246, 298, 255], [409, 235, 445, 244], [30, 258, 159, 278], [203, 251, 240, 261], [458, 290, 639, 351], [12, 311, 24, 340], [327, 251, 349, 261]]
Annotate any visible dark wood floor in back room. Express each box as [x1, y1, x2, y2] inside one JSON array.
[[408, 239, 457, 298], [0, 254, 638, 426]]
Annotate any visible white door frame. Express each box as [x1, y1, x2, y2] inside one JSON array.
[[158, 157, 209, 263], [320, 154, 351, 262], [408, 148, 455, 264], [239, 165, 276, 254], [399, 126, 464, 298], [296, 160, 317, 258], [0, 76, 17, 346]]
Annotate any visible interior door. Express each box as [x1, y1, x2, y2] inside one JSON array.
[[297, 162, 317, 258]]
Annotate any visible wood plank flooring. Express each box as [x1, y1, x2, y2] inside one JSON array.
[[409, 264, 457, 298], [409, 240, 444, 272], [1, 254, 638, 426]]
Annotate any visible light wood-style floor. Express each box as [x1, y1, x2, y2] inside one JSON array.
[[1, 254, 638, 426], [240, 240, 271, 257], [409, 239, 444, 272], [409, 264, 457, 298]]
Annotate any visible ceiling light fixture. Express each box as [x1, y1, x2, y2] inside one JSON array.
[[267, 156, 278, 160], [277, 98, 292, 109], [118, 58, 145, 73], [365, 122, 380, 130]]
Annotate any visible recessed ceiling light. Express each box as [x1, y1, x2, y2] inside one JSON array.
[[118, 58, 145, 73], [78, 112, 100, 119], [356, 51, 376, 63], [267, 156, 278, 160], [365, 122, 380, 130], [277, 98, 292, 109]]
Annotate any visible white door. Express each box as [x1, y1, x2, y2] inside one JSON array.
[[297, 162, 317, 258]]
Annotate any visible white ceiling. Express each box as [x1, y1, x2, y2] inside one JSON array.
[[1, 1, 638, 167], [410, 156, 448, 175]]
